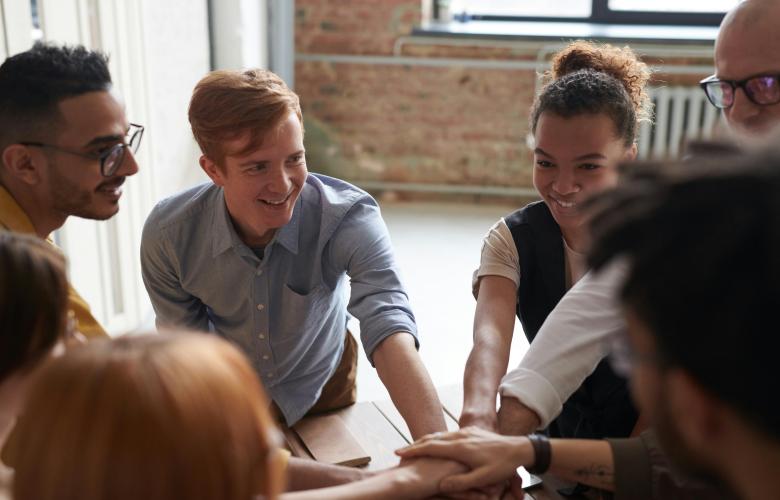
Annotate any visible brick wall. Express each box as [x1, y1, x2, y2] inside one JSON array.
[[295, 0, 716, 197]]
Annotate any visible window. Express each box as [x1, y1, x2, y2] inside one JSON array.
[[439, 0, 740, 26], [609, 0, 737, 13]]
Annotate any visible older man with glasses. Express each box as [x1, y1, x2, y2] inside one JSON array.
[[0, 42, 141, 339]]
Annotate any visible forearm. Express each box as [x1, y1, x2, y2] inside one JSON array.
[[282, 469, 409, 500], [283, 459, 462, 500], [497, 395, 541, 436], [462, 275, 518, 427], [461, 335, 511, 424], [286, 457, 368, 491], [501, 263, 628, 428], [373, 333, 447, 439], [549, 439, 615, 491]]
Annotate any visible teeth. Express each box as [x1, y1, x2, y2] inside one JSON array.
[[553, 198, 575, 208], [261, 195, 288, 205]]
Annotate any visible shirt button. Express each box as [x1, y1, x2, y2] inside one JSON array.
[[256, 303, 265, 311], [258, 333, 266, 340], [256, 269, 263, 276], [267, 373, 274, 378], [262, 355, 269, 360]]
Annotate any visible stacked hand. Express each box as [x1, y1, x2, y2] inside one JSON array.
[[396, 427, 534, 499]]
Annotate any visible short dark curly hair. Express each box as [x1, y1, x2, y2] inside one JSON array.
[[0, 42, 111, 151], [588, 143, 780, 441], [531, 40, 653, 147]]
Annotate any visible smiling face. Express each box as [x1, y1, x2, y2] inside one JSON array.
[[201, 112, 307, 247], [532, 112, 634, 242], [42, 90, 139, 221]]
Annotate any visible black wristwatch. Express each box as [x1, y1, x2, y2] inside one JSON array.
[[526, 433, 552, 475]]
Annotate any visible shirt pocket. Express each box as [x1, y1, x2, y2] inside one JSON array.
[[277, 284, 328, 343]]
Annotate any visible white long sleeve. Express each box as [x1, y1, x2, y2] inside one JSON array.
[[498, 259, 628, 428]]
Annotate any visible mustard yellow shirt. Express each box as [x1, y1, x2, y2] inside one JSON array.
[[0, 185, 107, 338]]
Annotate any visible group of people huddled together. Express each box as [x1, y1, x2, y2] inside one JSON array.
[[1, 0, 779, 498]]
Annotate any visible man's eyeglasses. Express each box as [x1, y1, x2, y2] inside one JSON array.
[[19, 123, 144, 177], [700, 74, 780, 110]]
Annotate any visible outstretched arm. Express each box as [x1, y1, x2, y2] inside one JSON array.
[[460, 275, 518, 431], [286, 457, 370, 491], [373, 333, 447, 439], [499, 261, 629, 430], [332, 202, 446, 439], [396, 426, 616, 493], [282, 458, 467, 500]]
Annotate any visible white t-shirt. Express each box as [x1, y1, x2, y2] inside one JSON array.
[[498, 260, 628, 428], [472, 218, 588, 297]]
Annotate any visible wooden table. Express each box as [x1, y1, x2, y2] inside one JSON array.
[[282, 385, 589, 499]]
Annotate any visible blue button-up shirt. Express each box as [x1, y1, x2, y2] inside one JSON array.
[[141, 174, 418, 424]]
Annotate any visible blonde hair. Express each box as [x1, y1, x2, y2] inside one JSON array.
[[531, 40, 653, 146], [189, 68, 303, 165], [13, 332, 284, 500]]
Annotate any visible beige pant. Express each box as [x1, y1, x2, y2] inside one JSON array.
[[271, 331, 358, 421]]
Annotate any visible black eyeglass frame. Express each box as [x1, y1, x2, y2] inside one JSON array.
[[19, 123, 144, 177], [699, 74, 780, 110]]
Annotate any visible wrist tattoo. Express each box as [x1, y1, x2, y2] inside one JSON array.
[[574, 464, 615, 488]]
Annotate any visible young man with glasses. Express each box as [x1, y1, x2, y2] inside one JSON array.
[[0, 42, 141, 338]]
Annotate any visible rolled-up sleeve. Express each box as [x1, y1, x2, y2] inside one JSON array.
[[329, 202, 417, 362], [499, 260, 628, 427], [140, 210, 210, 332]]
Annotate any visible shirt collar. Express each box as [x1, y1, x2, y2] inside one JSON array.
[[211, 188, 302, 257], [0, 184, 37, 234], [273, 195, 301, 255], [211, 189, 237, 257]]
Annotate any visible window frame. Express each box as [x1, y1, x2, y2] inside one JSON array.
[[438, 0, 727, 27]]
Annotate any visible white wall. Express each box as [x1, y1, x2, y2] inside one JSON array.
[[1, 0, 212, 333], [139, 0, 211, 201]]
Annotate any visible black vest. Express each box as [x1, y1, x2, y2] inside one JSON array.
[[506, 201, 637, 439]]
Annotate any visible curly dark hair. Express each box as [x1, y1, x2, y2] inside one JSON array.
[[530, 40, 653, 147], [0, 42, 111, 150], [588, 143, 780, 441]]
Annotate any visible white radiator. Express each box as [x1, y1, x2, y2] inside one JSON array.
[[638, 86, 721, 160]]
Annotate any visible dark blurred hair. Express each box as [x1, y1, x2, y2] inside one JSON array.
[[531, 40, 653, 147], [0, 42, 111, 151], [0, 231, 69, 381], [588, 143, 780, 440]]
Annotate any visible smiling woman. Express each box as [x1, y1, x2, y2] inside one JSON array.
[[460, 40, 652, 443]]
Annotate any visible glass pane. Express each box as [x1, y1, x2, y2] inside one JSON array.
[[458, 0, 591, 18], [609, 0, 739, 13], [30, 0, 43, 41]]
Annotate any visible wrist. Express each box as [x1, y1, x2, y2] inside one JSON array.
[[508, 435, 535, 465], [460, 405, 495, 421], [525, 434, 552, 475], [387, 465, 425, 499]]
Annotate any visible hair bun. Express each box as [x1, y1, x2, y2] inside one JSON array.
[[549, 40, 652, 123]]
